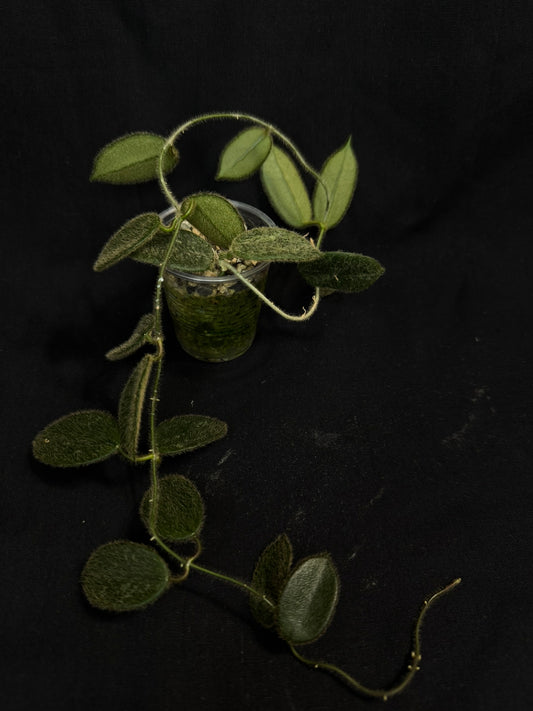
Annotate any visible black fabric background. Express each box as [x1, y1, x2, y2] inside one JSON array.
[[2, 2, 532, 709]]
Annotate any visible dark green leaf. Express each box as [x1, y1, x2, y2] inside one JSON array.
[[156, 415, 228, 456], [118, 355, 153, 459], [32, 410, 120, 468], [90, 132, 178, 184], [130, 228, 214, 273], [81, 541, 170, 611], [216, 127, 272, 180], [313, 137, 358, 229], [250, 533, 293, 629], [277, 554, 339, 645], [298, 251, 385, 293], [140, 475, 205, 541], [94, 213, 162, 271], [260, 145, 312, 228], [230, 227, 320, 263], [106, 313, 155, 361], [182, 193, 245, 249]]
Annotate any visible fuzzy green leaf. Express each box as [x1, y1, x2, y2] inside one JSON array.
[[277, 554, 339, 645], [250, 533, 293, 629], [94, 213, 162, 271], [90, 133, 178, 185], [105, 313, 155, 361], [313, 137, 358, 229], [181, 193, 245, 250], [156, 415, 228, 456], [32, 410, 120, 468], [260, 145, 312, 228], [298, 251, 385, 293], [230, 227, 319, 263], [140, 475, 205, 542], [118, 355, 153, 459], [131, 228, 214, 273], [81, 541, 170, 611], [216, 127, 272, 181]]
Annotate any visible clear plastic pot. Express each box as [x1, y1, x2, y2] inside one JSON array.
[[161, 201, 274, 362]]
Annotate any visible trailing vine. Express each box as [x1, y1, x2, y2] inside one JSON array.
[[32, 112, 460, 700]]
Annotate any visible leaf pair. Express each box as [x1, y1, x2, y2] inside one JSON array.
[[31, 352, 158, 470], [82, 474, 205, 611], [217, 127, 358, 231], [175, 192, 320, 263], [32, 408, 227, 468], [118, 356, 227, 462], [186, 193, 321, 262], [250, 534, 340, 646], [260, 140, 357, 231], [93, 213, 215, 274]]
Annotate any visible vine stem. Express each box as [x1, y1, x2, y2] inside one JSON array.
[[146, 207, 192, 539], [220, 260, 321, 322], [142, 203, 276, 610], [190, 561, 276, 607], [289, 577, 461, 701], [157, 111, 326, 212]]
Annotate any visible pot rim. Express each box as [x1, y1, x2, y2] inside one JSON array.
[[160, 200, 274, 284]]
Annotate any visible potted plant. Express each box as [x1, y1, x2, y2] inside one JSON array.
[[32, 112, 460, 701], [90, 111, 385, 360]]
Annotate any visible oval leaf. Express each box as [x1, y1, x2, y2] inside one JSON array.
[[106, 313, 155, 361], [250, 533, 293, 629], [182, 193, 245, 249], [260, 145, 312, 228], [94, 213, 162, 271], [32, 410, 120, 468], [156, 415, 228, 456], [277, 554, 339, 645], [118, 355, 154, 459], [140, 474, 205, 541], [81, 541, 170, 611], [230, 227, 319, 263], [313, 137, 358, 229], [131, 228, 214, 273], [90, 132, 178, 185], [298, 251, 385, 293], [216, 127, 272, 181]]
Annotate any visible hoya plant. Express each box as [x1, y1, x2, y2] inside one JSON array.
[[89, 111, 386, 322], [32, 112, 460, 700]]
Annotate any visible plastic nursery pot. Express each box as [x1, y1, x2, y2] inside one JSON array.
[[161, 201, 274, 362]]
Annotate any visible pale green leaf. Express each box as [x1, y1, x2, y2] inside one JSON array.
[[260, 145, 312, 228], [32, 410, 120, 468], [250, 533, 293, 629], [216, 127, 272, 180], [90, 132, 178, 184], [156, 415, 228, 456], [131, 228, 214, 273], [118, 355, 153, 459], [230, 227, 320, 263], [313, 137, 358, 229], [298, 251, 385, 293], [182, 193, 245, 249], [140, 474, 205, 541], [105, 313, 155, 361], [277, 554, 339, 645], [81, 541, 170, 611], [94, 213, 162, 271]]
